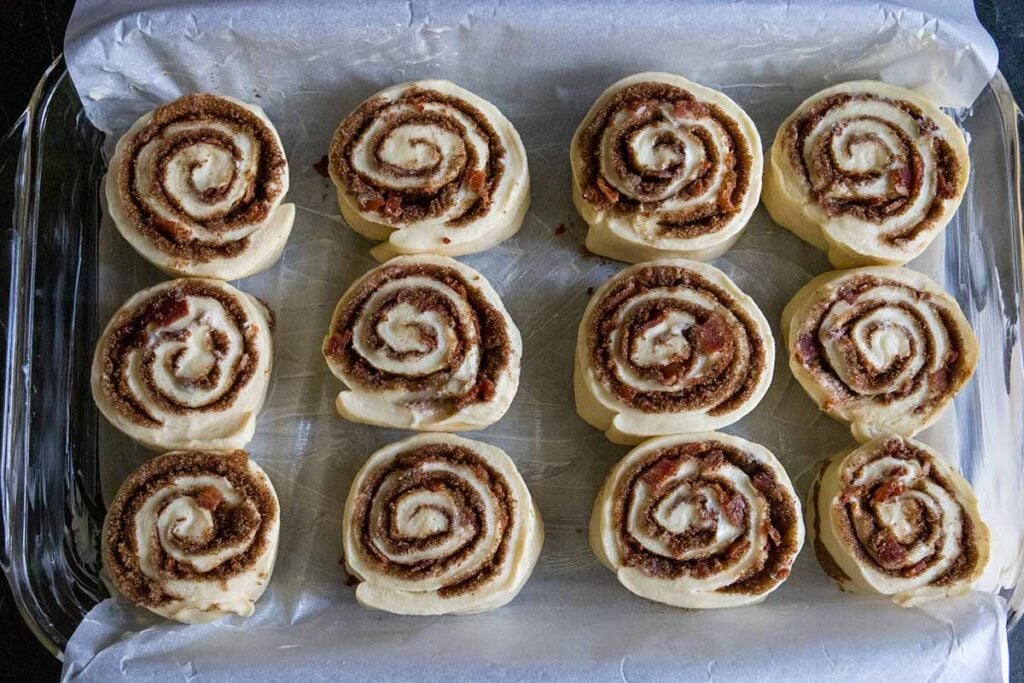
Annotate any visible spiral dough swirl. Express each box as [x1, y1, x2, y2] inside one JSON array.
[[809, 435, 989, 606], [106, 93, 294, 280], [575, 259, 773, 444], [102, 450, 280, 623], [329, 80, 529, 260], [763, 81, 969, 268], [591, 432, 803, 609], [571, 72, 762, 263], [783, 267, 978, 443], [323, 255, 521, 432], [91, 278, 274, 451], [342, 434, 543, 615]]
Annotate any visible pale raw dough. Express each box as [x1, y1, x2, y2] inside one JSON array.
[[782, 266, 978, 443], [807, 435, 989, 607], [91, 278, 274, 451], [102, 451, 280, 623], [570, 72, 763, 263], [329, 80, 529, 260], [575, 258, 774, 444], [323, 254, 521, 432], [763, 81, 970, 268], [342, 433, 544, 614], [590, 432, 803, 609], [105, 94, 294, 280]]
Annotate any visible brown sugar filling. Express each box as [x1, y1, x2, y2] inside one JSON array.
[[792, 274, 969, 413], [100, 280, 262, 427], [323, 262, 512, 416], [782, 92, 962, 244], [103, 450, 278, 609], [830, 438, 981, 586], [115, 93, 287, 263], [329, 87, 507, 228], [575, 81, 754, 239], [611, 441, 801, 596], [349, 443, 515, 598], [586, 264, 766, 415]]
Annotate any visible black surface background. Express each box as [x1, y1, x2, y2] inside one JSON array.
[[0, 0, 1021, 680]]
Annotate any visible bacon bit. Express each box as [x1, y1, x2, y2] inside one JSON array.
[[716, 172, 737, 212], [727, 540, 748, 560], [872, 530, 907, 566], [911, 154, 924, 186], [596, 177, 620, 203], [795, 332, 819, 365], [462, 377, 496, 405], [766, 523, 782, 547], [554, 223, 567, 236], [902, 559, 930, 578], [643, 458, 678, 490], [836, 285, 859, 304], [889, 164, 912, 193], [149, 295, 189, 329], [384, 195, 403, 218], [702, 449, 725, 471], [325, 330, 352, 356], [627, 98, 657, 116], [164, 557, 177, 572], [358, 196, 386, 213], [692, 559, 713, 579], [196, 485, 224, 511], [673, 99, 709, 119], [313, 154, 330, 179], [840, 485, 865, 504], [467, 169, 487, 194], [658, 361, 687, 385], [442, 237, 452, 244], [772, 566, 791, 580], [751, 471, 774, 493], [871, 479, 905, 506], [151, 215, 190, 243], [697, 313, 730, 354], [720, 493, 747, 527], [928, 366, 951, 393]]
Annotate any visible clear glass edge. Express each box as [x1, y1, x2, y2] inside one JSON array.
[[1, 59, 1022, 659]]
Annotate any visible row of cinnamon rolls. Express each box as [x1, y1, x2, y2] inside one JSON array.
[[103, 74, 969, 276]]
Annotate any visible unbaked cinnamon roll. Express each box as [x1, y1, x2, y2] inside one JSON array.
[[328, 80, 529, 260], [782, 267, 978, 443], [323, 255, 521, 431], [571, 72, 762, 263], [808, 435, 989, 606], [105, 93, 294, 280], [102, 449, 280, 623], [575, 259, 773, 444], [591, 432, 803, 609], [342, 433, 543, 614], [763, 81, 969, 268], [91, 278, 274, 451]]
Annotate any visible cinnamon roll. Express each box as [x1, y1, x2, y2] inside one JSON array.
[[91, 278, 274, 451], [782, 267, 978, 443], [105, 93, 295, 280], [571, 72, 762, 263], [591, 432, 803, 609], [575, 259, 774, 444], [323, 255, 521, 431], [342, 433, 544, 615], [808, 435, 989, 606], [328, 80, 529, 260], [102, 449, 280, 623], [763, 81, 969, 268]]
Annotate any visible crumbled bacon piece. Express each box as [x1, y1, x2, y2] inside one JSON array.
[[691, 559, 713, 579], [643, 458, 678, 490], [467, 169, 487, 194], [384, 195, 403, 218], [312, 154, 330, 179], [889, 164, 912, 193], [872, 530, 907, 566], [720, 492, 747, 526], [697, 313, 729, 354], [151, 215, 190, 243], [325, 330, 352, 356], [871, 479, 905, 506], [751, 471, 774, 493], [837, 285, 859, 304], [795, 333, 819, 364], [902, 559, 929, 578], [673, 100, 709, 119], [702, 449, 725, 471], [596, 177, 620, 203], [716, 172, 737, 212], [658, 361, 686, 385], [462, 377, 496, 405], [196, 485, 224, 511], [928, 367, 951, 393], [358, 196, 386, 213], [766, 523, 782, 547], [148, 295, 190, 330]]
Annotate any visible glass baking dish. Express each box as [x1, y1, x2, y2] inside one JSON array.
[[2, 55, 1024, 661]]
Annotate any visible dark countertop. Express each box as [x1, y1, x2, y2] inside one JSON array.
[[0, 0, 1021, 680]]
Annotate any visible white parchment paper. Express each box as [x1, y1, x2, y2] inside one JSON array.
[[60, 1, 1013, 680]]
